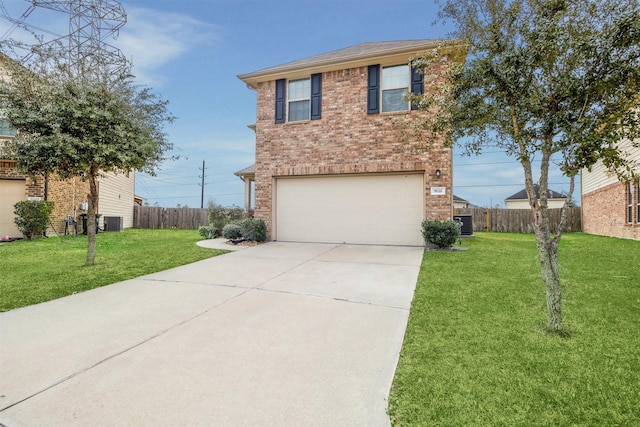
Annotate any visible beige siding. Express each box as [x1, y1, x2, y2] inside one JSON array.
[[582, 140, 640, 195], [505, 199, 566, 209], [98, 172, 135, 228]]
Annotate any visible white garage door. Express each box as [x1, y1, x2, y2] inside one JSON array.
[[275, 173, 424, 246], [0, 179, 25, 237]]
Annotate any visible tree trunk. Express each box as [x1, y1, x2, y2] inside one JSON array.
[[533, 205, 564, 332], [85, 173, 99, 266]]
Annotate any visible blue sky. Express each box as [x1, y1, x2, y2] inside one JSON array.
[[0, 0, 579, 208]]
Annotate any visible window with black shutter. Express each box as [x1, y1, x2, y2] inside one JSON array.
[[368, 63, 424, 114], [274, 74, 322, 123]]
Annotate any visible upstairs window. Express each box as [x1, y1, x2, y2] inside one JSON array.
[[381, 65, 410, 112], [275, 74, 322, 124], [288, 78, 311, 121], [367, 64, 423, 114]]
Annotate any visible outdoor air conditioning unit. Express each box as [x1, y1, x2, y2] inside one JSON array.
[[103, 216, 123, 232], [453, 214, 474, 236]]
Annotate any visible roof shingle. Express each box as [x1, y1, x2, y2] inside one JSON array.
[[505, 185, 566, 200]]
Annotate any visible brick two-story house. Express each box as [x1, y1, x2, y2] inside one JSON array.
[[236, 40, 465, 246], [581, 140, 640, 240]]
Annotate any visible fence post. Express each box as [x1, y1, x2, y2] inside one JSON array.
[[485, 208, 489, 232]]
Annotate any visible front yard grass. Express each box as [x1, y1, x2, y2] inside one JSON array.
[[0, 229, 226, 312], [389, 232, 639, 426]]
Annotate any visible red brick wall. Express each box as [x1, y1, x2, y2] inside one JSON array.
[[583, 181, 640, 240], [253, 63, 453, 237]]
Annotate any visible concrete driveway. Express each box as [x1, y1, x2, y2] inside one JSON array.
[[0, 241, 423, 426]]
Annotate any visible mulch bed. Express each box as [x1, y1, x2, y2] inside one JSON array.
[[227, 239, 263, 247]]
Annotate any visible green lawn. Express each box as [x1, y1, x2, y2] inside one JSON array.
[[389, 232, 640, 426], [0, 229, 226, 312]]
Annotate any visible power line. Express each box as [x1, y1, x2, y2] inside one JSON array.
[[454, 182, 571, 188], [455, 157, 565, 167], [143, 192, 243, 201]]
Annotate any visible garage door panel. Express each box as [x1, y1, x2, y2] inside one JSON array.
[[276, 174, 424, 246], [0, 179, 26, 237]]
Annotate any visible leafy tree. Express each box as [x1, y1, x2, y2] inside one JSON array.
[[410, 0, 640, 332], [0, 49, 174, 265]]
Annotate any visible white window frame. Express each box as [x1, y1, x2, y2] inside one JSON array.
[[636, 181, 640, 224], [287, 78, 311, 122], [626, 181, 633, 224], [381, 64, 410, 112]]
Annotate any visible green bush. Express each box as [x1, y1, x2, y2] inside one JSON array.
[[239, 218, 267, 242], [421, 219, 460, 249], [13, 200, 54, 240], [222, 223, 243, 240], [198, 224, 218, 239], [207, 201, 244, 233]]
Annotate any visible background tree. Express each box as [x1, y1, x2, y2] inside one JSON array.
[[0, 49, 174, 265], [409, 0, 640, 332]]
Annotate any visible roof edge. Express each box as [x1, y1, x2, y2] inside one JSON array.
[[238, 39, 466, 88]]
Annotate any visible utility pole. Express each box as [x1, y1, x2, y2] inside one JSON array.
[[199, 160, 206, 209]]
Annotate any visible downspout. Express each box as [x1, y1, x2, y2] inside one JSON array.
[[43, 173, 48, 200], [43, 173, 49, 237]]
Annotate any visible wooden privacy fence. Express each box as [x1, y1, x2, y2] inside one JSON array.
[[454, 207, 582, 233], [133, 205, 581, 233], [133, 206, 209, 230]]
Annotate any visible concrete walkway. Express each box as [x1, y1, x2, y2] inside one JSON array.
[[0, 241, 423, 426]]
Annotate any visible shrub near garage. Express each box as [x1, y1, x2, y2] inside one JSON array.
[[222, 223, 243, 240], [239, 218, 267, 242], [221, 219, 267, 242], [13, 200, 54, 240], [421, 219, 460, 249], [207, 201, 244, 233], [198, 224, 218, 239]]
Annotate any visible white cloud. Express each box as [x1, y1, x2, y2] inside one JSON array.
[[0, 2, 219, 86], [113, 6, 219, 86]]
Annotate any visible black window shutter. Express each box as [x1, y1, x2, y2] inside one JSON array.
[[410, 66, 424, 110], [275, 79, 286, 123], [310, 73, 322, 120], [367, 64, 380, 114]]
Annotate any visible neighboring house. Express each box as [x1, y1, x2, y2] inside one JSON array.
[[236, 40, 465, 246], [504, 185, 567, 209], [0, 154, 135, 237], [0, 56, 134, 237], [453, 195, 471, 209], [581, 140, 639, 240]]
